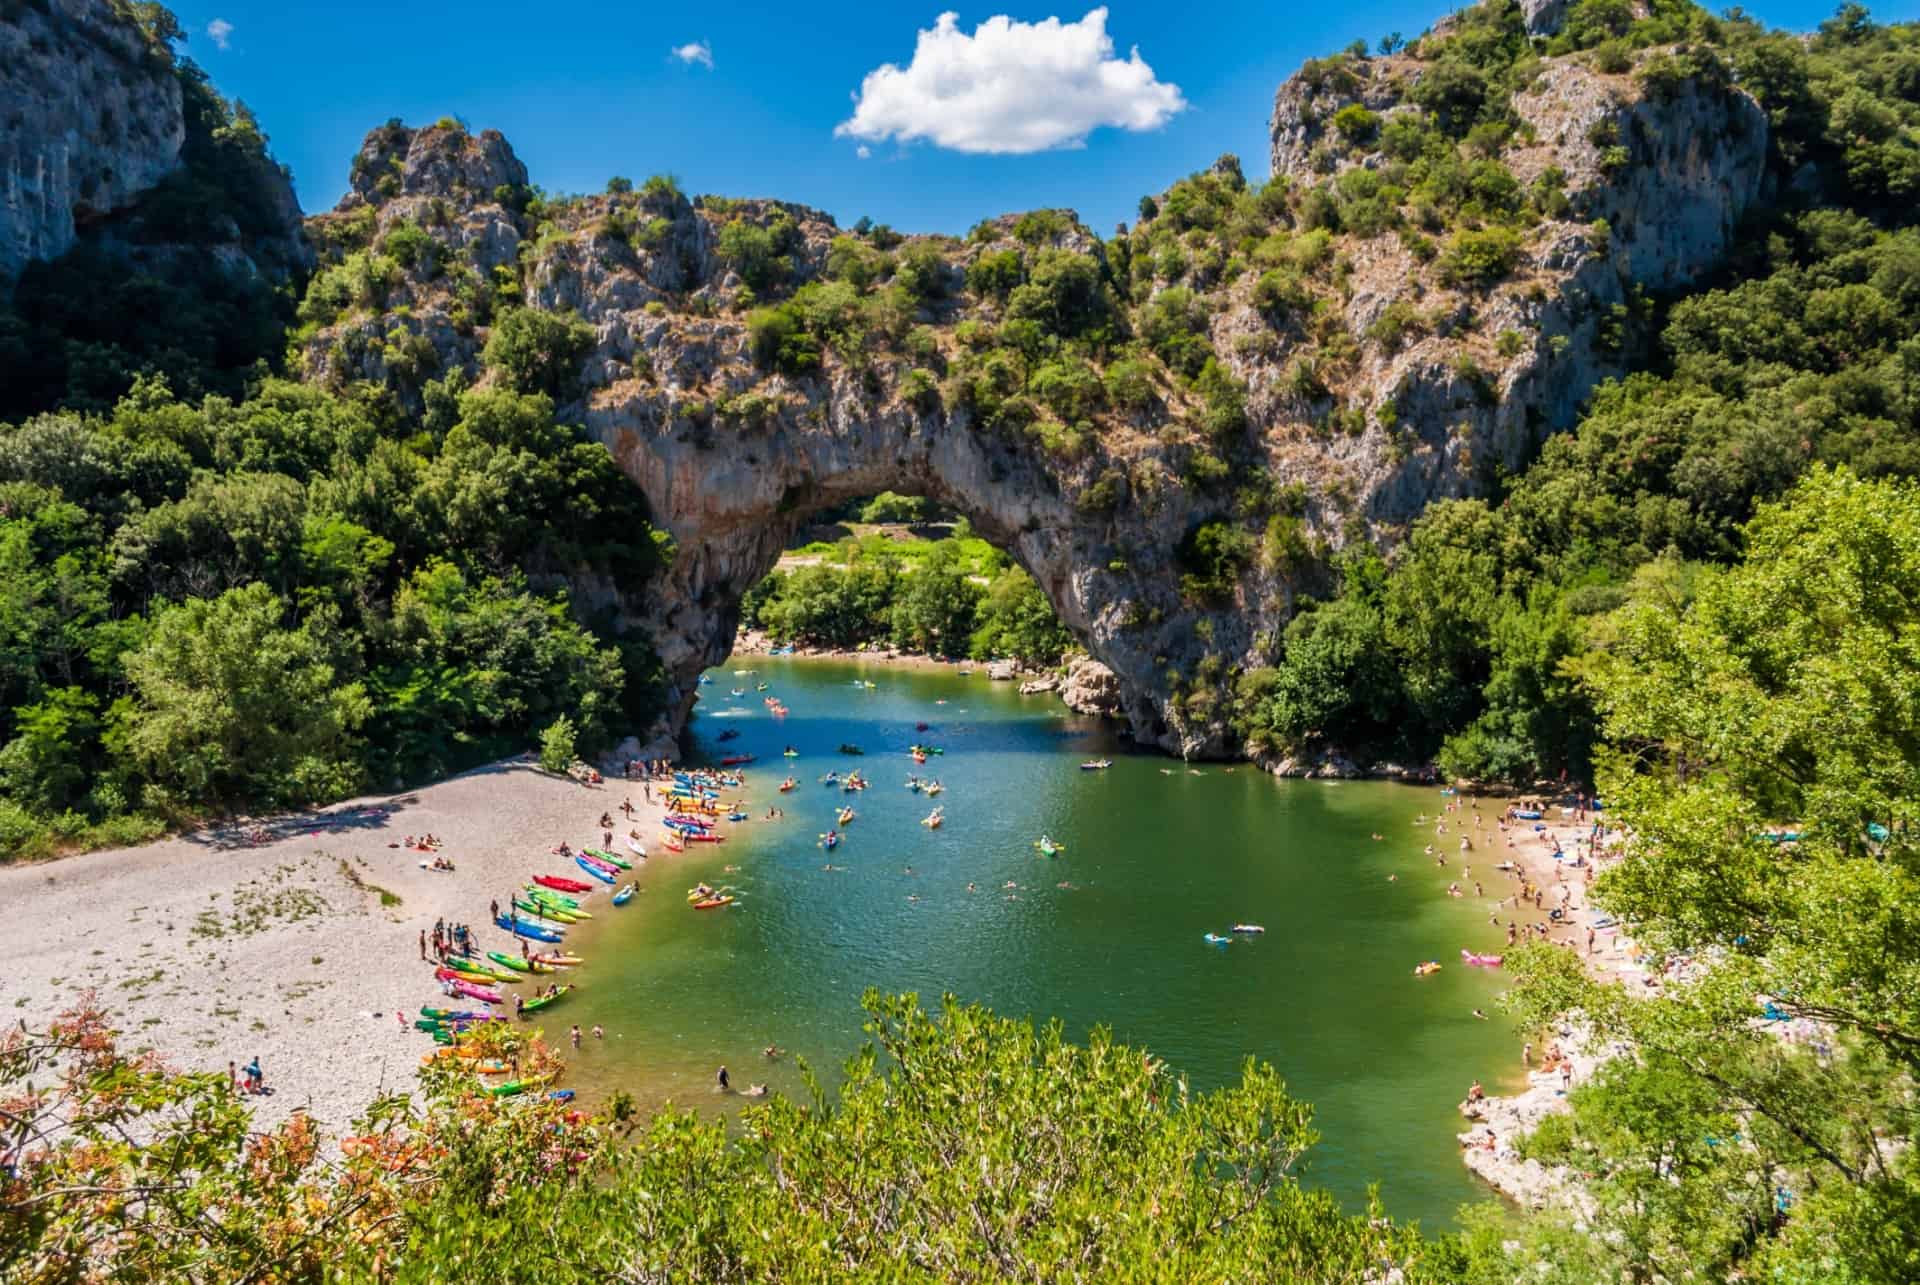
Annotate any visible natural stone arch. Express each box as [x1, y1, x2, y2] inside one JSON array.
[[591, 400, 1226, 756]]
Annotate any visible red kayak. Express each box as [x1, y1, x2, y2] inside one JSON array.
[[534, 874, 594, 894], [719, 754, 755, 766]]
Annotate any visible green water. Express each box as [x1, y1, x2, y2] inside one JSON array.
[[556, 656, 1521, 1228]]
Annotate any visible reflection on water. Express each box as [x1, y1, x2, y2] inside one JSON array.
[[556, 657, 1515, 1227]]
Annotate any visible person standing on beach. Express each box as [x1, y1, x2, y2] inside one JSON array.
[[229, 1061, 239, 1094], [1587, 927, 1596, 954], [418, 930, 427, 961], [1522, 1042, 1532, 1068]]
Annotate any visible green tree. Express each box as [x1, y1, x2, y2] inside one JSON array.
[[110, 582, 370, 811], [1502, 468, 1920, 1280], [969, 565, 1073, 666], [481, 307, 594, 399], [888, 542, 981, 657], [538, 713, 576, 773]]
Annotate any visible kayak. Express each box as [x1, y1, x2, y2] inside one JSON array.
[[1414, 961, 1441, 976], [1034, 838, 1065, 857], [512, 898, 580, 924], [626, 838, 648, 858], [1231, 924, 1265, 935], [575, 856, 616, 884], [488, 951, 533, 973], [584, 847, 631, 870], [420, 1007, 499, 1022], [612, 884, 635, 906], [524, 886, 582, 909], [534, 874, 594, 894], [436, 964, 497, 985], [495, 914, 564, 942], [719, 754, 755, 766], [1203, 933, 1231, 946], [692, 895, 735, 910], [682, 831, 726, 844], [523, 985, 573, 1013], [1460, 950, 1504, 967], [486, 1076, 549, 1097], [819, 833, 840, 849], [527, 891, 590, 918], [533, 953, 584, 967], [449, 979, 503, 1004], [458, 957, 524, 983]]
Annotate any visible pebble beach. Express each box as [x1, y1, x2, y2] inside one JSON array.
[[0, 755, 676, 1136]]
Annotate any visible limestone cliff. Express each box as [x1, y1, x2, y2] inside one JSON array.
[[297, 33, 1768, 759], [0, 0, 308, 286]]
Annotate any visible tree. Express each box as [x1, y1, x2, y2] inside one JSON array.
[[110, 582, 370, 811], [2, 993, 1434, 1280], [480, 307, 594, 399], [969, 566, 1073, 666], [538, 713, 576, 773], [1501, 468, 1920, 1280], [889, 542, 981, 657]]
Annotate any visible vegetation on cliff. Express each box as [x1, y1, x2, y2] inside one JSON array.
[[5, 1, 1920, 1273]]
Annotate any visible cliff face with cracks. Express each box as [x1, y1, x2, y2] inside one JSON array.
[[0, 0, 309, 285], [297, 38, 1769, 758]]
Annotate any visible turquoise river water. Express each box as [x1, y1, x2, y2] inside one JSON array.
[[554, 656, 1524, 1228]]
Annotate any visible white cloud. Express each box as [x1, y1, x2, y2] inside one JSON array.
[[671, 40, 714, 70], [856, 145, 872, 159], [835, 8, 1185, 155], [206, 18, 233, 50]]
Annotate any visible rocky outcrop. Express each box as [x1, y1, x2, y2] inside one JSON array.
[[300, 37, 1768, 761], [1059, 656, 1123, 719], [0, 0, 182, 278], [0, 0, 310, 287]]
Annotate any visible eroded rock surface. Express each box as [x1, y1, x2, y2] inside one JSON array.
[[296, 46, 1767, 758]]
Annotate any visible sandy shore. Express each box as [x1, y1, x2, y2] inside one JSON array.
[[0, 756, 683, 1137], [1433, 797, 1646, 1206]]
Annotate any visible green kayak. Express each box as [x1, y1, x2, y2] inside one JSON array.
[[584, 847, 632, 870], [488, 951, 532, 973], [487, 1078, 543, 1097], [527, 891, 592, 919], [523, 886, 582, 909], [512, 898, 580, 924], [522, 985, 573, 1013]]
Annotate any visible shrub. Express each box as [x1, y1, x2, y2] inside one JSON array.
[[1103, 358, 1156, 411], [481, 308, 594, 399], [1332, 104, 1382, 145], [538, 714, 576, 773], [967, 248, 1025, 298], [746, 303, 821, 375], [1177, 520, 1253, 602], [1252, 268, 1311, 322], [1438, 227, 1523, 289]]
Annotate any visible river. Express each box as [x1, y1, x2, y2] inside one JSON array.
[[558, 656, 1521, 1228]]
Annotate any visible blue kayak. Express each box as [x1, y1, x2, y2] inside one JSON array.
[[612, 884, 635, 906], [495, 913, 564, 943], [575, 855, 616, 883]]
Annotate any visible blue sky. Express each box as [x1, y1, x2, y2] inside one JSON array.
[[169, 1, 1900, 236]]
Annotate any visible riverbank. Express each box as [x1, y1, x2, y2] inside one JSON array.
[[730, 628, 1016, 674], [0, 755, 684, 1136], [1444, 801, 1648, 1209]]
